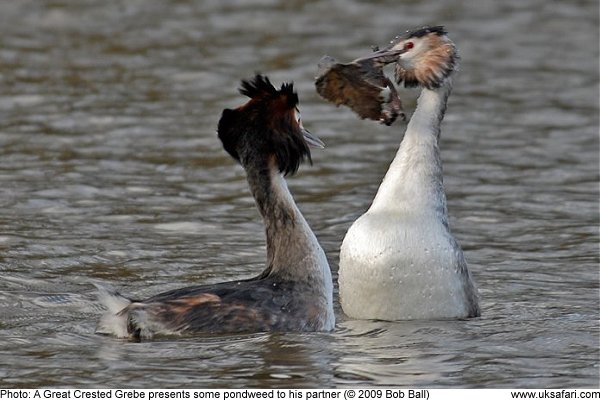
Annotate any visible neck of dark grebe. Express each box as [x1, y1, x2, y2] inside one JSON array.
[[244, 157, 328, 282], [369, 80, 452, 222]]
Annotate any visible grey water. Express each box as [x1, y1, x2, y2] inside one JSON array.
[[0, 0, 598, 388]]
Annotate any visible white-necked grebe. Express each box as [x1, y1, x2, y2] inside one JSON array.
[[96, 75, 335, 339], [333, 26, 480, 320]]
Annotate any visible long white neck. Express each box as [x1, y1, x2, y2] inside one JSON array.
[[245, 158, 329, 283], [368, 81, 452, 223]]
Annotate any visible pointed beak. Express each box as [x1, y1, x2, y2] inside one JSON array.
[[355, 47, 407, 66], [302, 127, 325, 149]]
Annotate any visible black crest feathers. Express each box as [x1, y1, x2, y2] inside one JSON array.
[[218, 74, 310, 176], [404, 25, 447, 39], [239, 74, 299, 109]]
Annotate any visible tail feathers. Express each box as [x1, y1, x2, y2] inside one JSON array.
[[93, 283, 132, 338]]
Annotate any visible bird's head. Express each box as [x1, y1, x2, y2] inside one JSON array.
[[373, 26, 458, 89], [218, 74, 324, 176]]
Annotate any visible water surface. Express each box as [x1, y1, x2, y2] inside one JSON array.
[[0, 0, 598, 388]]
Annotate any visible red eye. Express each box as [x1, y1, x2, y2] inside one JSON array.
[[404, 42, 414, 50]]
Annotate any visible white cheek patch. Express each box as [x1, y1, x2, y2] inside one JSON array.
[[294, 108, 303, 127]]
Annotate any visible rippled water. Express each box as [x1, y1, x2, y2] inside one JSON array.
[[0, 0, 598, 388]]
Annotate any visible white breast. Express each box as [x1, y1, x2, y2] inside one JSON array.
[[339, 211, 471, 320]]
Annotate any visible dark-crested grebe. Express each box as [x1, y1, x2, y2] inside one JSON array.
[[96, 75, 335, 339], [335, 26, 480, 320]]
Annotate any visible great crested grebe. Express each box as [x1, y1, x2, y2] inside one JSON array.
[[96, 75, 335, 339], [337, 26, 480, 320]]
